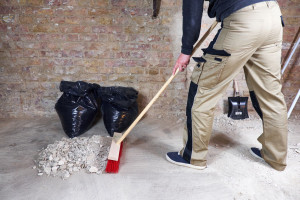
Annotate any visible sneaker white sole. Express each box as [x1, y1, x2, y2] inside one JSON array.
[[249, 149, 264, 161], [166, 154, 206, 170]]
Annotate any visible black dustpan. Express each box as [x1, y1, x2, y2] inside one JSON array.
[[228, 80, 249, 120]]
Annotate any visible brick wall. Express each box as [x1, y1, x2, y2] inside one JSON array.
[[0, 0, 299, 119], [278, 0, 300, 116]]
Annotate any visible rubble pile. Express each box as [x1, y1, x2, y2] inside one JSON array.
[[34, 135, 111, 179]]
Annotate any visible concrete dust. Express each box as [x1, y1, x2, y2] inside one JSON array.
[[208, 114, 300, 200], [34, 135, 111, 179]]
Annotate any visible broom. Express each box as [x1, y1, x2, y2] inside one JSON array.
[[105, 20, 219, 173]]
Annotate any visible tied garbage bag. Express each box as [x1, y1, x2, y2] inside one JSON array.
[[55, 81, 100, 138], [99, 87, 138, 136]]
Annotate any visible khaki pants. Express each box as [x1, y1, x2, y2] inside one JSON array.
[[180, 1, 288, 171]]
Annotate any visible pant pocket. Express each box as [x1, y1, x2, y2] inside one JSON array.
[[198, 54, 229, 89], [190, 57, 205, 85]]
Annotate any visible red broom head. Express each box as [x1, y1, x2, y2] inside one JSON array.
[[105, 142, 123, 173]]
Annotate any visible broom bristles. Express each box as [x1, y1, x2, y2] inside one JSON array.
[[105, 142, 123, 173]]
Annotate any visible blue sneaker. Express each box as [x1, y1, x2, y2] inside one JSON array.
[[250, 147, 264, 161], [166, 152, 206, 170]]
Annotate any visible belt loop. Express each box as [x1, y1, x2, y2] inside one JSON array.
[[266, 1, 270, 8], [252, 5, 255, 10]]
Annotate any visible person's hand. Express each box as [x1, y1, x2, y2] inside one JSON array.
[[173, 53, 191, 75]]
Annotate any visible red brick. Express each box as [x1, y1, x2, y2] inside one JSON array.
[[78, 33, 97, 41], [108, 74, 136, 82], [0, 50, 10, 57], [84, 51, 98, 58], [281, 7, 300, 16], [161, 0, 180, 7], [12, 25, 29, 32], [121, 43, 151, 50], [86, 42, 108, 50], [111, 16, 128, 25], [0, 0, 26, 6], [159, 52, 174, 59], [27, 0, 44, 6], [35, 7, 55, 15], [130, 51, 146, 59], [116, 52, 130, 58], [121, 8, 152, 16], [60, 0, 77, 6], [40, 42, 61, 49], [32, 24, 59, 33], [91, 0, 109, 7], [92, 26, 107, 33], [84, 50, 113, 59], [87, 8, 110, 16], [16, 42, 41, 49], [151, 43, 172, 51], [138, 74, 166, 82], [37, 33, 62, 41], [61, 42, 85, 50], [128, 34, 148, 42], [44, 0, 61, 6], [40, 50, 63, 57], [9, 50, 23, 57], [130, 67, 144, 74], [125, 60, 148, 67], [19, 34, 36, 41], [65, 17, 81, 24], [127, 0, 144, 7], [112, 0, 126, 6], [108, 33, 128, 42], [49, 16, 66, 24], [77, 0, 93, 6], [19, 16, 35, 24], [284, 17, 300, 26], [55, 8, 87, 16], [60, 25, 91, 33], [0, 25, 7, 32], [147, 68, 159, 75], [78, 74, 108, 82], [147, 35, 161, 42], [278, 0, 300, 7], [62, 50, 84, 58], [83, 17, 112, 25], [98, 67, 113, 74], [283, 33, 298, 44], [23, 50, 39, 57], [104, 60, 126, 68], [62, 34, 79, 41], [52, 58, 73, 66]]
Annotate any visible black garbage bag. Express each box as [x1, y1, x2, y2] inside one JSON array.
[[55, 81, 100, 138], [99, 86, 138, 136]]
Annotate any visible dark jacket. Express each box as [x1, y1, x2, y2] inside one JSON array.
[[181, 0, 276, 55]]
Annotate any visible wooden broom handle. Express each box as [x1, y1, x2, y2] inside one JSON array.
[[116, 21, 219, 144], [234, 79, 239, 97]]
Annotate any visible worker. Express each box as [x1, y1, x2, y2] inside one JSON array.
[[166, 0, 288, 171]]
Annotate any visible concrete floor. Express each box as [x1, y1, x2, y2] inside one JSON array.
[[0, 115, 299, 200]]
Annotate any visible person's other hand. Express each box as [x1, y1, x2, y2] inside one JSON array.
[[172, 53, 191, 75]]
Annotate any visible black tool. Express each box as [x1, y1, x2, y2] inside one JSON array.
[[228, 80, 249, 120]]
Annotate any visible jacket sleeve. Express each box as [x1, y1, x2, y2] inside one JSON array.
[[181, 0, 204, 55]]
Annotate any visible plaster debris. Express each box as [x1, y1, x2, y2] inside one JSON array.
[[47, 0, 55, 6], [3, 15, 14, 23], [34, 135, 111, 179], [89, 166, 98, 173]]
